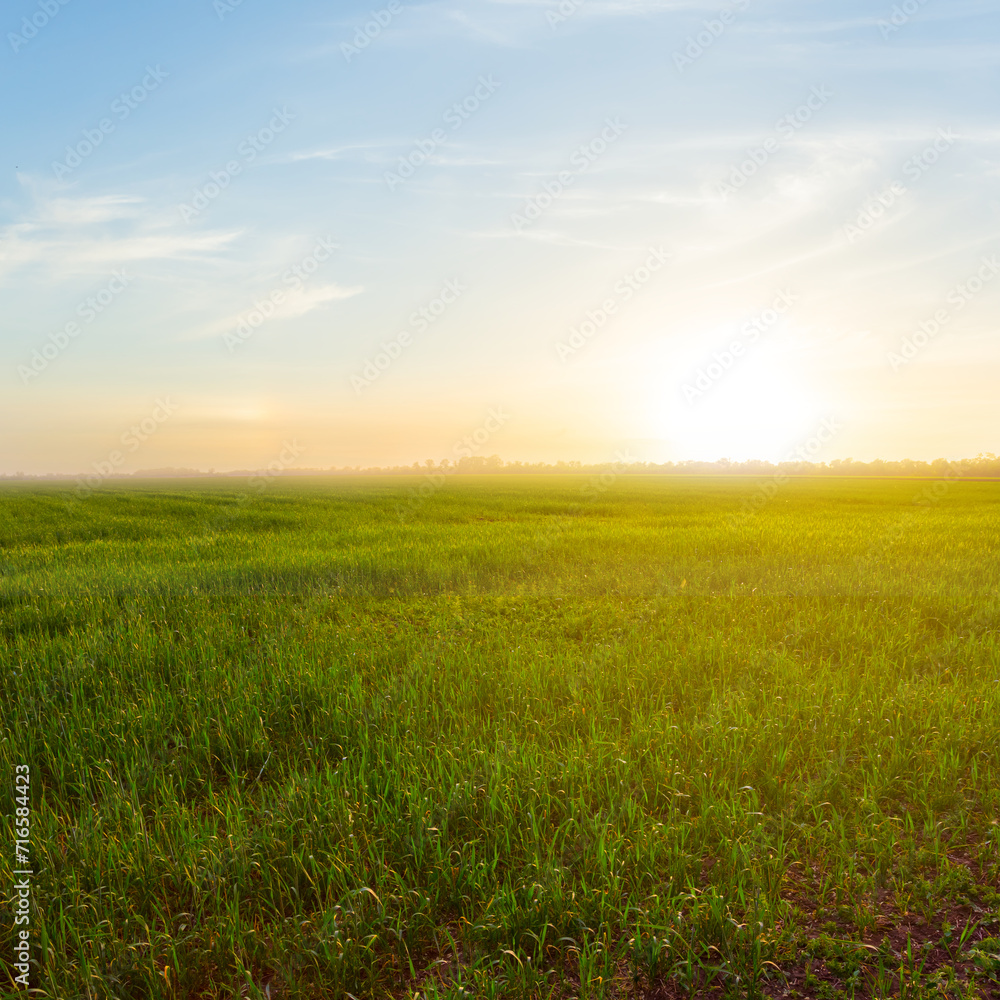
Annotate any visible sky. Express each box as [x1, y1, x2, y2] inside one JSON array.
[[2, 0, 999, 475]]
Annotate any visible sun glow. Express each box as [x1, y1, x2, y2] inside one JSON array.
[[657, 354, 827, 463]]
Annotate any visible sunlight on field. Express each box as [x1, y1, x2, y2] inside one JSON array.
[[1, 477, 999, 997]]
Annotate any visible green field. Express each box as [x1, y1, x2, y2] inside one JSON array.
[[2, 475, 999, 998]]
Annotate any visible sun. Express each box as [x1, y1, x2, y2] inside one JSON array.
[[655, 354, 827, 463]]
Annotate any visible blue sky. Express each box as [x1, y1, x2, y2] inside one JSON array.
[[3, 0, 999, 474]]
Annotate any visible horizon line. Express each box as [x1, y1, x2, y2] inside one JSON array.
[[3, 453, 999, 483]]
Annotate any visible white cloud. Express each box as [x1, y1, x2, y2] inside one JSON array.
[[179, 283, 364, 342], [0, 188, 242, 280], [34, 194, 145, 225], [282, 142, 394, 163], [278, 282, 364, 318]]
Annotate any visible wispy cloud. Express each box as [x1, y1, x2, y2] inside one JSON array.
[[0, 190, 242, 280], [281, 142, 395, 163], [180, 283, 364, 342]]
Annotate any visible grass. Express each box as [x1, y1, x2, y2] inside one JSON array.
[[1, 474, 999, 998]]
